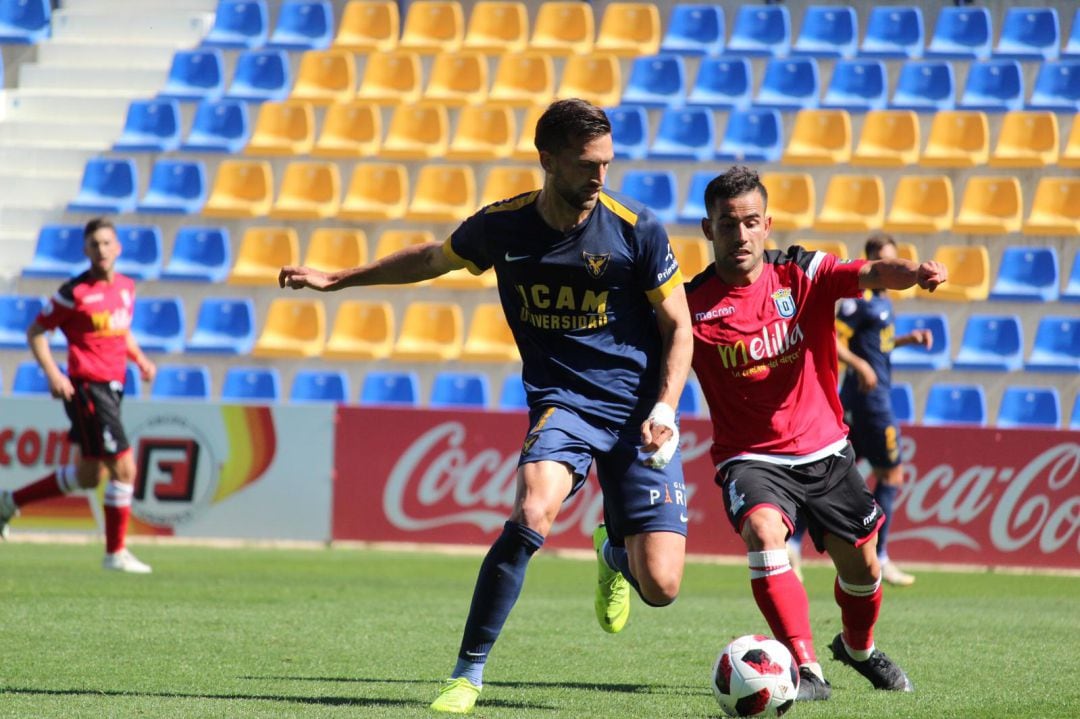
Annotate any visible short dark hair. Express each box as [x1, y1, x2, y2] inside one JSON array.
[[83, 217, 115, 239], [864, 232, 896, 259], [704, 166, 768, 215], [534, 98, 611, 154]]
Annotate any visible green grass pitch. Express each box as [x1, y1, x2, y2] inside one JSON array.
[[1, 543, 1077, 718]]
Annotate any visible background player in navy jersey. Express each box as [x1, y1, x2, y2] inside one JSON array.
[[684, 167, 946, 700], [279, 98, 693, 714], [0, 218, 156, 573]]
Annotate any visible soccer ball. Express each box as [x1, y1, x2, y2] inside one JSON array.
[[711, 634, 799, 717]]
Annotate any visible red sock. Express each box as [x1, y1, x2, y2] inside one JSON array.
[[103, 480, 133, 554], [749, 550, 817, 665], [12, 466, 77, 507], [834, 576, 883, 652]]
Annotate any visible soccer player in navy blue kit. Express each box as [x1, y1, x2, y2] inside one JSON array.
[[279, 99, 693, 714]]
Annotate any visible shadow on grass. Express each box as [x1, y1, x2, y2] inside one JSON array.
[[240, 675, 711, 697]]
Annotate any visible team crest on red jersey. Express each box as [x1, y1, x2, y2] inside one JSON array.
[[771, 288, 796, 318], [583, 252, 611, 278]]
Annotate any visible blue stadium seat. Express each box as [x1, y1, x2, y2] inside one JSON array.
[[890, 60, 955, 111], [889, 382, 915, 424], [793, 6, 857, 59], [677, 171, 713, 224], [608, 105, 649, 160], [151, 365, 211, 400], [22, 225, 87, 278], [123, 363, 141, 398], [997, 386, 1061, 429], [1027, 60, 1080, 112], [267, 0, 332, 50], [360, 371, 420, 407], [1072, 393, 1080, 429], [1066, 8, 1080, 58], [186, 297, 255, 354], [498, 375, 528, 411], [621, 54, 687, 108], [203, 0, 269, 49], [113, 99, 181, 152], [159, 49, 225, 102], [0, 0, 50, 43], [131, 297, 185, 354], [959, 59, 1024, 112], [430, 371, 489, 409], [754, 57, 820, 110], [68, 158, 137, 214], [891, 313, 950, 369], [649, 107, 715, 162], [114, 224, 163, 280], [661, 4, 724, 56], [821, 59, 888, 111], [290, 369, 348, 403], [181, 99, 250, 152], [679, 376, 702, 417], [162, 226, 231, 283], [0, 295, 43, 348], [136, 159, 207, 214], [994, 8, 1059, 61], [923, 383, 986, 426], [989, 246, 1059, 302], [222, 366, 280, 402], [1064, 252, 1080, 302], [619, 170, 678, 224], [225, 49, 291, 102], [686, 57, 752, 109], [716, 108, 783, 162], [12, 360, 53, 396], [1026, 316, 1080, 372], [953, 314, 1024, 372], [726, 5, 790, 57], [860, 6, 924, 59], [926, 6, 992, 60]]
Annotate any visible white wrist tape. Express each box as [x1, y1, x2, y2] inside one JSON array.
[[644, 402, 679, 469]]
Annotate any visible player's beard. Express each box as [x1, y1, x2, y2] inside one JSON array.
[[553, 178, 601, 212]]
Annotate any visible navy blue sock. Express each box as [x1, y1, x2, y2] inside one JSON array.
[[873, 483, 899, 560]]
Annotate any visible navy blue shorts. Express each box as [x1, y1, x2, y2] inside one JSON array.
[[845, 405, 901, 470]]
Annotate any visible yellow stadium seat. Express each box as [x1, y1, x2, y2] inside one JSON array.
[[917, 245, 989, 301], [782, 109, 852, 166], [669, 236, 711, 278], [312, 100, 380, 158], [270, 161, 340, 220], [324, 300, 393, 360], [921, 111, 989, 168], [794, 239, 850, 259], [889, 241, 919, 301], [488, 51, 555, 107], [333, 0, 398, 52], [765, 239, 779, 251], [531, 1, 594, 55], [851, 110, 919, 167], [380, 102, 449, 159], [512, 105, 545, 161], [229, 227, 298, 285], [461, 303, 520, 361], [246, 101, 314, 156], [376, 229, 435, 259], [464, 1, 528, 53], [203, 160, 272, 218], [953, 176, 1022, 234], [290, 50, 356, 105], [424, 50, 488, 106], [557, 53, 621, 107], [356, 50, 422, 104], [814, 175, 884, 233], [1023, 177, 1080, 235], [990, 111, 1059, 168], [481, 165, 542, 206], [253, 298, 325, 358], [304, 228, 367, 273], [884, 175, 954, 234], [433, 267, 497, 290], [392, 301, 464, 361], [595, 2, 661, 56], [760, 172, 815, 231], [447, 104, 516, 160], [407, 164, 477, 222], [338, 163, 409, 221], [1061, 116, 1080, 169], [399, 0, 464, 53]]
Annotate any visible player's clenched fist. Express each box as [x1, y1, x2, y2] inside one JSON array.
[[279, 265, 333, 291], [916, 261, 948, 293]]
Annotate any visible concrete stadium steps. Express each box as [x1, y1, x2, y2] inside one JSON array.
[[0, 118, 119, 148], [67, 0, 217, 12], [2, 92, 135, 123], [50, 8, 213, 46], [0, 171, 83, 207], [36, 41, 181, 70], [0, 145, 99, 175], [17, 65, 168, 94]]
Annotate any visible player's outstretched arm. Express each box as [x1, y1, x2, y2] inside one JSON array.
[[641, 284, 693, 468], [26, 321, 73, 400], [858, 258, 948, 293], [126, 331, 156, 383], [279, 241, 464, 292]]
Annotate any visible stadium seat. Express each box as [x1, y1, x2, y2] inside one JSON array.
[[890, 60, 955, 111], [953, 314, 1024, 371], [1066, 252, 1080, 302], [247, 100, 315, 155], [225, 49, 291, 102], [430, 372, 489, 409], [463, 1, 528, 53], [11, 361, 51, 396], [990, 111, 1059, 167], [997, 386, 1061, 429], [994, 8, 1059, 61], [921, 110, 989, 167], [884, 175, 953, 234], [338, 163, 408, 221], [392, 301, 464, 361], [621, 54, 686, 108], [114, 99, 181, 152], [269, 161, 340, 220], [304, 228, 367, 273], [821, 59, 888, 111], [754, 57, 820, 110], [530, 1, 593, 55], [678, 376, 702, 417], [926, 6, 991, 60], [488, 51, 554, 107], [252, 298, 325, 358], [400, 0, 464, 52], [1063, 115, 1080, 168], [221, 366, 280, 402], [68, 158, 137, 214], [716, 108, 783, 162], [333, 0, 398, 52], [596, 2, 661, 56], [676, 170, 713, 224], [923, 383, 986, 426], [374, 230, 434, 265], [447, 104, 515, 160], [360, 371, 420, 407], [461, 303, 518, 361], [0, 296, 43, 348], [181, 99, 249, 153], [23, 225, 87, 278], [1067, 7, 1080, 58], [793, 6, 857, 59], [512, 105, 545, 161], [267, 0, 333, 50], [686, 57, 752, 109], [782, 109, 851, 165], [406, 164, 476, 222], [423, 50, 488, 107], [851, 110, 919, 166], [1027, 60, 1080, 112], [312, 100, 378, 157], [202, 159, 272, 218], [290, 370, 348, 404], [990, 246, 1059, 302], [919, 245, 990, 301], [670, 236, 711, 278], [480, 166, 542, 206], [229, 226, 298, 285], [1023, 177, 1080, 235], [726, 5, 790, 57], [557, 53, 621, 107], [324, 300, 393, 360], [649, 107, 715, 162], [162, 226, 230, 283], [661, 4, 723, 56], [151, 365, 211, 400], [860, 6, 924, 59], [290, 49, 355, 105], [131, 297, 185, 354], [954, 176, 1022, 234], [381, 103, 450, 160], [202, 0, 268, 49], [891, 313, 950, 369], [0, 0, 49, 43], [123, 363, 141, 399], [795, 239, 849, 260], [1026, 316, 1080, 372], [160, 49, 225, 102], [959, 60, 1024, 112], [114, 224, 163, 280], [619, 170, 677, 224], [498, 375, 528, 411], [760, 172, 815, 231], [890, 382, 915, 424], [136, 159, 206, 214], [356, 50, 422, 104], [608, 105, 649, 160], [814, 175, 884, 233], [186, 297, 256, 355]]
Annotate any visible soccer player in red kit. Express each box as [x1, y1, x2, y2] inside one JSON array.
[[0, 218, 156, 573], [685, 167, 946, 699]]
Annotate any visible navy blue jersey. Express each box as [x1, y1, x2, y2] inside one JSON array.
[[445, 190, 682, 427], [837, 290, 894, 408]]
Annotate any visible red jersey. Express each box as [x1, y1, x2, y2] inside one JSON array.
[[35, 271, 135, 383], [686, 247, 867, 469]]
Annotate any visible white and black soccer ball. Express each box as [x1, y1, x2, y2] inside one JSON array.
[[711, 634, 799, 717]]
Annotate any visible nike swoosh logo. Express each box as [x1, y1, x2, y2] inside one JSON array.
[[505, 252, 530, 262]]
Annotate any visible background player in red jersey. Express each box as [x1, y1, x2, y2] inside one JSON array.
[[0, 218, 156, 573], [684, 167, 946, 700]]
